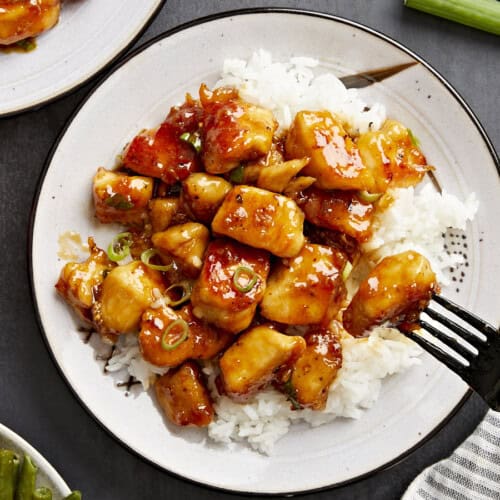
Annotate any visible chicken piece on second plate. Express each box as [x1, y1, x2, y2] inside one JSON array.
[[219, 325, 306, 401], [190, 239, 270, 334], [260, 243, 347, 325], [285, 110, 374, 191], [343, 250, 438, 337], [200, 84, 277, 173], [155, 361, 214, 427], [212, 185, 305, 258], [0, 0, 60, 45]]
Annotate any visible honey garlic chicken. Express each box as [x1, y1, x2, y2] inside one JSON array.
[[0, 0, 60, 45], [343, 251, 438, 337], [56, 82, 441, 430]]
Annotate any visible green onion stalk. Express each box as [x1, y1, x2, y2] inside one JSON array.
[[404, 0, 500, 35]]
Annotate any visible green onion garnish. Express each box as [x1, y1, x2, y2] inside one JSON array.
[[107, 232, 133, 262], [283, 378, 302, 411], [407, 128, 420, 148], [404, 0, 500, 36], [229, 165, 245, 183], [342, 261, 353, 282], [104, 193, 134, 210], [358, 191, 382, 204], [179, 131, 202, 153], [14, 37, 37, 52], [166, 280, 193, 307], [232, 266, 259, 293], [161, 319, 189, 351], [140, 249, 172, 272]]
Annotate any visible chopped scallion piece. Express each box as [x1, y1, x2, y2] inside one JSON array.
[[342, 261, 353, 282], [107, 232, 133, 262], [180, 131, 202, 153], [232, 266, 259, 293], [283, 378, 302, 410], [358, 191, 382, 203], [229, 165, 244, 184], [141, 249, 172, 272], [166, 280, 193, 307], [104, 193, 134, 210], [407, 128, 420, 148], [405, 0, 500, 36], [15, 37, 37, 52], [161, 319, 189, 351]]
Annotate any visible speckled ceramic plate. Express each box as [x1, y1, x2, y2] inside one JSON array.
[[0, 423, 71, 498], [0, 0, 165, 117], [30, 9, 500, 495]]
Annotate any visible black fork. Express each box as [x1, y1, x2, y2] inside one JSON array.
[[401, 294, 500, 411]]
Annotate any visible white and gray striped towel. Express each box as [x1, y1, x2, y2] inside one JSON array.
[[404, 410, 500, 499]]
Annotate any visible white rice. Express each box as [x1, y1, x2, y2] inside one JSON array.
[[216, 49, 386, 135], [103, 51, 477, 454]]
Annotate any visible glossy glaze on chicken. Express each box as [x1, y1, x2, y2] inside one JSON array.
[[56, 84, 438, 428]]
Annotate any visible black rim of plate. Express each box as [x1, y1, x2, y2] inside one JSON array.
[[27, 7, 500, 497], [0, 0, 167, 119]]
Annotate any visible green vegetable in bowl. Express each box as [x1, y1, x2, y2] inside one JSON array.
[[0, 450, 82, 500]]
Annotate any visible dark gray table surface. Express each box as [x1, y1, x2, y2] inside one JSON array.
[[1, 1, 498, 498]]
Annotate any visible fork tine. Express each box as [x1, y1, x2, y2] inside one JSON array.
[[424, 307, 485, 349], [432, 294, 498, 340], [418, 319, 475, 361], [402, 330, 468, 376]]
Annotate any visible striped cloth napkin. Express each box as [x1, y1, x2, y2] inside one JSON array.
[[404, 410, 500, 499]]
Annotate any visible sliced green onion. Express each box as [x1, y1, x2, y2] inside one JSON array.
[[107, 232, 133, 262], [180, 131, 202, 153], [358, 191, 382, 203], [104, 193, 134, 210], [15, 37, 37, 52], [161, 319, 189, 351], [166, 280, 193, 307], [407, 128, 420, 148], [404, 0, 500, 36], [229, 165, 244, 183], [284, 378, 302, 410], [232, 266, 259, 293], [342, 261, 353, 281], [140, 249, 172, 272]]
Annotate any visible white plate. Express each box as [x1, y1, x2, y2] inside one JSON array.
[[0, 0, 164, 117], [0, 423, 71, 498], [30, 10, 500, 495]]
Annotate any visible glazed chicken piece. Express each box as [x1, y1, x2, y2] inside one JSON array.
[[285, 111, 374, 191], [139, 304, 233, 367], [199, 85, 277, 174], [288, 324, 343, 410], [122, 99, 203, 184], [55, 238, 116, 323], [343, 250, 438, 337], [155, 361, 214, 427], [0, 0, 60, 45], [219, 325, 306, 401], [181, 173, 232, 223], [152, 222, 210, 278], [93, 168, 153, 227], [260, 243, 347, 325], [191, 239, 270, 334], [290, 187, 375, 242], [212, 185, 305, 258], [148, 197, 183, 233], [92, 261, 166, 335], [357, 119, 430, 193], [256, 158, 309, 193]]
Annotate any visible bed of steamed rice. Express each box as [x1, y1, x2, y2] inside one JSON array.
[[104, 51, 478, 455]]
